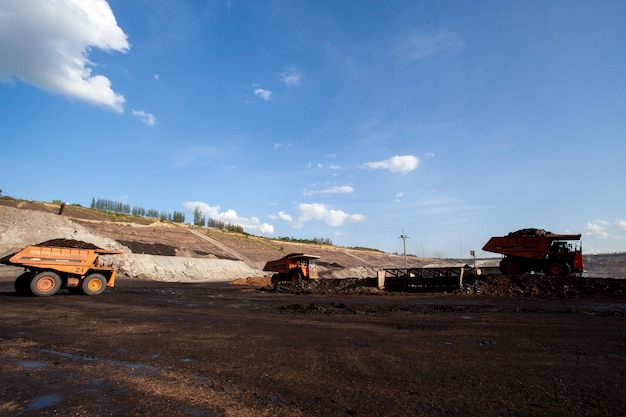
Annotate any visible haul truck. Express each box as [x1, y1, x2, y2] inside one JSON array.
[[263, 253, 320, 284], [1, 245, 123, 296], [482, 229, 583, 276]]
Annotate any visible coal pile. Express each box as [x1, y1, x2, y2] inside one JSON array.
[[0, 239, 103, 264], [463, 274, 626, 296], [262, 278, 381, 295], [260, 275, 626, 297], [37, 239, 102, 249], [506, 228, 553, 237]]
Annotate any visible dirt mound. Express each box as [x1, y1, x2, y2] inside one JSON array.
[[255, 275, 626, 297], [118, 240, 176, 256], [463, 274, 626, 296], [261, 278, 381, 294], [231, 276, 271, 286]]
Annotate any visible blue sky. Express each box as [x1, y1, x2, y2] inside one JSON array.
[[1, 0, 625, 257]]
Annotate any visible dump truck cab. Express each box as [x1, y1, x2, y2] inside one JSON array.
[[263, 253, 320, 284]]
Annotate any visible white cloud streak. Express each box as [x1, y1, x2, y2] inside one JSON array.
[[585, 219, 618, 239], [303, 186, 354, 196], [132, 109, 156, 126], [408, 30, 463, 59], [254, 88, 272, 101], [0, 0, 130, 113], [362, 155, 419, 174], [278, 203, 365, 229], [183, 201, 274, 235], [280, 65, 303, 87]]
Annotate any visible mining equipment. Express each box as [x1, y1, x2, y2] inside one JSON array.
[[1, 245, 123, 296], [263, 253, 320, 284], [482, 228, 583, 276]]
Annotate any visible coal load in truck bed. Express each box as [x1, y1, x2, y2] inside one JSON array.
[[36, 239, 103, 250], [506, 228, 554, 237], [1, 239, 103, 264]]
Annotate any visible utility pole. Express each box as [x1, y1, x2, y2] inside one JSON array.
[[399, 229, 409, 268]]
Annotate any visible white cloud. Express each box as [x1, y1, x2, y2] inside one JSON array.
[[277, 211, 293, 222], [586, 219, 610, 238], [362, 155, 419, 174], [303, 186, 354, 196], [280, 65, 303, 87], [0, 0, 130, 113], [132, 109, 156, 126], [254, 88, 272, 101], [393, 192, 406, 202], [408, 30, 463, 60], [154, 74, 160, 81], [278, 203, 365, 228], [183, 201, 274, 235]]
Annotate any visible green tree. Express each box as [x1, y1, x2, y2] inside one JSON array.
[[193, 207, 206, 227], [172, 211, 185, 223]]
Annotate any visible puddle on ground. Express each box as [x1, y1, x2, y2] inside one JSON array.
[[18, 360, 46, 369], [27, 394, 62, 411], [39, 349, 159, 372]]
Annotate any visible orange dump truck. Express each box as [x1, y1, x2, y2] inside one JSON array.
[[482, 228, 583, 276], [1, 245, 123, 296], [263, 253, 320, 284]]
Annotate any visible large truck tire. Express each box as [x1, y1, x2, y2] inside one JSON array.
[[14, 271, 34, 295], [499, 258, 522, 275], [81, 273, 107, 296], [544, 260, 571, 277], [29, 271, 62, 296], [289, 269, 304, 281]]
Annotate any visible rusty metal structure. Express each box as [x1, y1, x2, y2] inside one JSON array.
[[380, 264, 468, 291]]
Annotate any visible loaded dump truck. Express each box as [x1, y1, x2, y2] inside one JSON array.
[[482, 228, 583, 276], [263, 253, 320, 284], [1, 245, 123, 296]]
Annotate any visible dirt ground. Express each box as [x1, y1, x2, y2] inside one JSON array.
[[1, 266, 625, 417]]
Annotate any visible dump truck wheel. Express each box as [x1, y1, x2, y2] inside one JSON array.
[[271, 274, 281, 284], [290, 269, 304, 282], [544, 261, 570, 277], [81, 273, 107, 296], [29, 271, 61, 297], [499, 258, 521, 275], [14, 272, 34, 295]]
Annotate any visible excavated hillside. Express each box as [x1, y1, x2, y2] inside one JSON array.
[[0, 199, 430, 283], [1, 198, 625, 291]]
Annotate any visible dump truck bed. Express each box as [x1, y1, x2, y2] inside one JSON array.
[[3, 245, 123, 275], [482, 234, 581, 260]]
